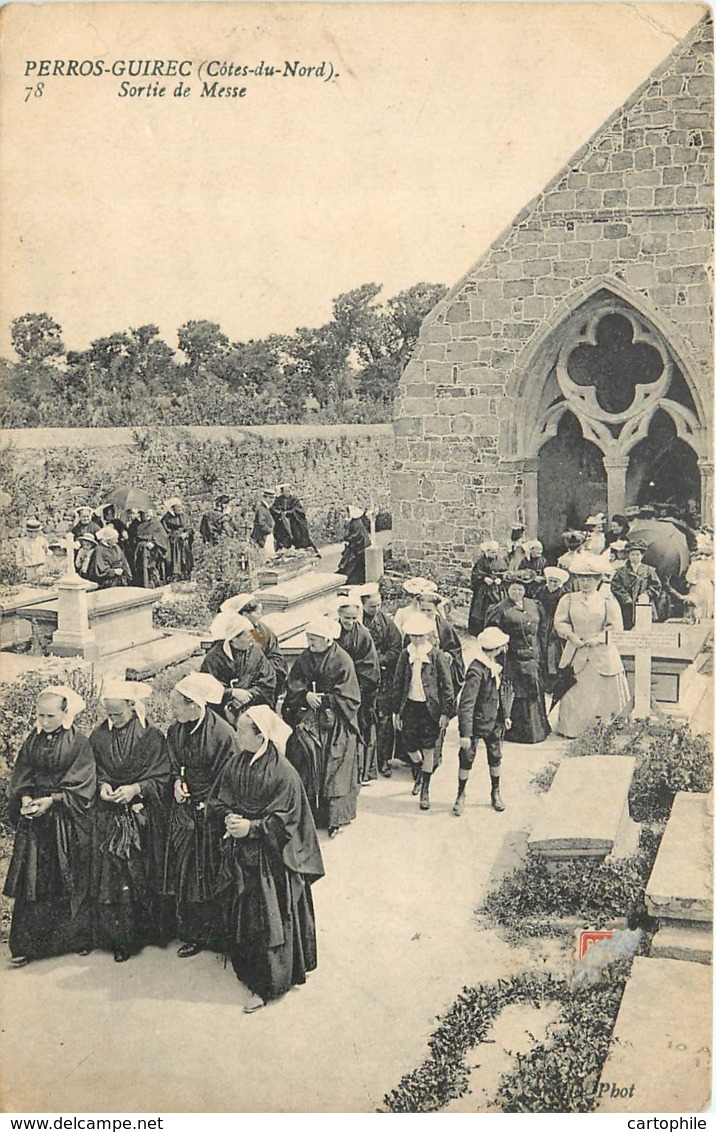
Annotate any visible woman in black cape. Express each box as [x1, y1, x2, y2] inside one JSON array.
[[209, 705, 325, 1014], [89, 679, 171, 962], [4, 685, 96, 965]]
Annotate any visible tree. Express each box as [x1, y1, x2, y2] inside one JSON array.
[[11, 313, 65, 363], [177, 320, 230, 377]]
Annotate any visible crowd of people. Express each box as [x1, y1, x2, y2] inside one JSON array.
[[4, 493, 712, 1011], [13, 484, 321, 590]]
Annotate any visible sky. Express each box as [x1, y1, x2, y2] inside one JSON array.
[[0, 1, 706, 357]]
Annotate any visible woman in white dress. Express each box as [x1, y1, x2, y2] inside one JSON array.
[[553, 554, 630, 738]]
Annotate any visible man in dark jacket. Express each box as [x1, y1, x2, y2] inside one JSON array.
[[610, 540, 663, 629], [360, 583, 402, 777], [455, 625, 510, 816]]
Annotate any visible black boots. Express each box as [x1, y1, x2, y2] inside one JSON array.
[[411, 761, 422, 795], [419, 772, 431, 811], [490, 778, 505, 812], [453, 777, 467, 816]]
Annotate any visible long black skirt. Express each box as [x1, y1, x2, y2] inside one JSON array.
[[227, 870, 318, 1001]]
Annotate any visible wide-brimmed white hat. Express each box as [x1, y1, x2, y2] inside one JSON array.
[[544, 566, 569, 585], [476, 626, 509, 650], [403, 576, 437, 595], [402, 611, 436, 636]]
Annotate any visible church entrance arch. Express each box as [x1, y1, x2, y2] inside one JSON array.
[[516, 289, 710, 547], [537, 412, 607, 559]]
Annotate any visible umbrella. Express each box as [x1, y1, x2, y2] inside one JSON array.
[[628, 519, 690, 578], [105, 486, 153, 513]]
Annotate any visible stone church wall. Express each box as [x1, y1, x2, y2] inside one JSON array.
[[392, 16, 713, 569]]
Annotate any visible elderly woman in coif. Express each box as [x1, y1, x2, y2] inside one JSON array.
[[468, 540, 509, 636], [201, 609, 278, 717], [89, 679, 171, 962], [163, 672, 237, 958], [220, 593, 289, 698], [88, 525, 133, 589], [283, 615, 362, 838], [337, 504, 372, 586], [392, 611, 455, 811], [4, 686, 96, 966], [209, 704, 325, 1014]]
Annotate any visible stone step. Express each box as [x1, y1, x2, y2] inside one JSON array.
[[646, 791, 713, 923], [597, 956, 712, 1112], [651, 923, 712, 965], [528, 755, 639, 862]]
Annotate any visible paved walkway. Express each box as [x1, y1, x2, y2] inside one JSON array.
[[1, 720, 567, 1113]]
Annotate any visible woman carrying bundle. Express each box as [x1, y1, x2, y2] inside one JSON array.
[[89, 679, 171, 963], [209, 705, 324, 1014]]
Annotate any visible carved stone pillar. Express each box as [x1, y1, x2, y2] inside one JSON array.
[[698, 460, 713, 526], [603, 455, 630, 519], [522, 457, 540, 537]]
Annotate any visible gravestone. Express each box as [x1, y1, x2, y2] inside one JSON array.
[[597, 956, 712, 1112], [608, 595, 682, 717], [528, 756, 639, 863], [49, 531, 99, 657], [647, 791, 712, 964]]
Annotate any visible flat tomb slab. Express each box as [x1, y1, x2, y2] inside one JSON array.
[[120, 632, 205, 680], [597, 956, 712, 1112], [651, 923, 712, 965], [646, 792, 713, 923], [257, 572, 347, 611], [528, 756, 638, 860]]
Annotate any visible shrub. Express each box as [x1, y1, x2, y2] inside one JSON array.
[[192, 536, 259, 611], [154, 592, 212, 632], [569, 715, 712, 822], [383, 966, 631, 1113], [482, 827, 662, 938], [531, 760, 560, 794]]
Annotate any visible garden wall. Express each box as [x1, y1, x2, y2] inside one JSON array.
[[0, 424, 394, 544]]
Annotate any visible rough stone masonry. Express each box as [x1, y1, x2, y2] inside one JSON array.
[[392, 15, 713, 569]]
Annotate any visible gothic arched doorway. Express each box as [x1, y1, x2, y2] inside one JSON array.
[[519, 289, 710, 541], [626, 408, 702, 516], [538, 412, 607, 559]]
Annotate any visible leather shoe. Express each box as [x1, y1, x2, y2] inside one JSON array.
[[114, 949, 130, 963], [379, 764, 392, 778], [244, 993, 266, 1014], [177, 942, 203, 958], [10, 956, 29, 968]]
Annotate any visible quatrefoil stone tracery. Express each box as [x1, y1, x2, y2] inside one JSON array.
[[556, 310, 672, 426]]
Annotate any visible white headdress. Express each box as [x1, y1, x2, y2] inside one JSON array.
[[244, 704, 292, 760], [174, 671, 224, 707], [101, 677, 152, 728], [304, 616, 342, 640], [37, 684, 86, 730]]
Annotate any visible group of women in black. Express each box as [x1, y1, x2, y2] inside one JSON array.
[[70, 499, 194, 590], [3, 670, 323, 1015]]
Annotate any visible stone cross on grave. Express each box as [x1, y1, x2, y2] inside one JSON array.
[[608, 594, 682, 718], [63, 530, 78, 578]]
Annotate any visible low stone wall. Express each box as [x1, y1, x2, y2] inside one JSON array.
[[0, 424, 394, 543]]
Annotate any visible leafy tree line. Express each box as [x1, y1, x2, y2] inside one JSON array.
[[1, 282, 446, 428]]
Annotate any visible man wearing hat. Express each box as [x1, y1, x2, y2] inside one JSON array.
[[456, 626, 511, 814], [250, 489, 276, 553], [200, 495, 233, 546], [270, 483, 315, 552], [335, 592, 381, 784], [418, 589, 466, 694], [360, 584, 402, 777], [15, 518, 49, 583], [610, 540, 663, 630]]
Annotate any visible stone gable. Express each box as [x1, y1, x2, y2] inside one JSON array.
[[392, 15, 713, 568]]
